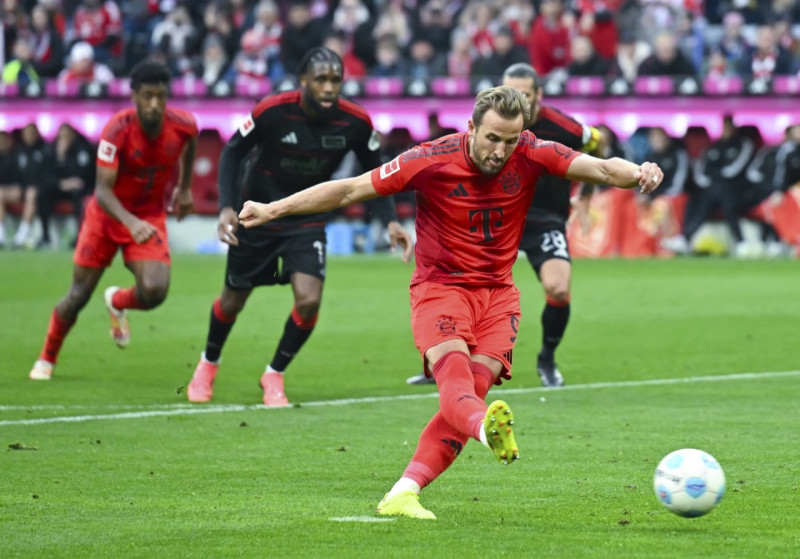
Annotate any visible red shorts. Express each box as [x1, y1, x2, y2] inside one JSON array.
[[410, 281, 521, 384], [73, 202, 170, 268]]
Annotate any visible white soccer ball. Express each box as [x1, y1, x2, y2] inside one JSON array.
[[653, 448, 726, 518]]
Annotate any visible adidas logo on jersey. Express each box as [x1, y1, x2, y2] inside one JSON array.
[[447, 184, 468, 197], [281, 132, 298, 144]]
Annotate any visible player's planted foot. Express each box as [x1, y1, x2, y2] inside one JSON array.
[[484, 400, 520, 465], [377, 491, 436, 520], [406, 371, 435, 385], [187, 355, 219, 403], [537, 357, 564, 387], [260, 371, 290, 407], [29, 359, 53, 380], [104, 286, 130, 348]]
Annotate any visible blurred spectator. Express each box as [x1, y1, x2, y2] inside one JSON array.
[[1, 0, 30, 64], [330, 0, 376, 70], [247, 0, 283, 70], [662, 115, 755, 256], [611, 30, 651, 82], [197, 32, 233, 87], [68, 0, 122, 67], [201, 2, 241, 62], [642, 126, 689, 199], [372, 0, 412, 51], [674, 11, 707, 73], [280, 0, 325, 75], [412, 0, 457, 55], [28, 4, 65, 78], [0, 130, 22, 248], [38, 0, 67, 36], [232, 29, 269, 82], [567, 34, 611, 77], [57, 41, 113, 84], [716, 11, 752, 77], [460, 3, 498, 60], [323, 29, 367, 78], [745, 24, 797, 79], [11, 123, 46, 248], [471, 25, 528, 79], [39, 123, 95, 248], [703, 46, 738, 78], [770, 124, 800, 199], [528, 0, 571, 78], [446, 28, 473, 78], [575, 1, 620, 59], [741, 124, 800, 256], [773, 14, 800, 59], [368, 34, 406, 77], [2, 38, 40, 85], [637, 32, 698, 76], [151, 5, 200, 76], [229, 0, 256, 32], [498, 0, 534, 46], [404, 36, 447, 79]]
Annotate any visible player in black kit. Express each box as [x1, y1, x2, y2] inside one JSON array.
[[406, 63, 602, 388], [504, 63, 602, 387], [188, 47, 413, 406]]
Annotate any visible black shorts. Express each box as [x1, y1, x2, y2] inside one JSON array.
[[519, 221, 571, 276], [225, 226, 327, 290]]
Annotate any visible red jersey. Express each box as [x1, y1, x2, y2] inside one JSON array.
[[371, 131, 579, 288], [93, 107, 198, 217]]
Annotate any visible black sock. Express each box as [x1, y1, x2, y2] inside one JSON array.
[[204, 299, 236, 362], [269, 311, 316, 372], [539, 300, 570, 363]]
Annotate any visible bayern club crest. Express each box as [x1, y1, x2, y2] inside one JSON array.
[[499, 171, 521, 195], [436, 316, 457, 335]]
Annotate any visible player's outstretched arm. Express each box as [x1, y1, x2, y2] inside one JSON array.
[[565, 154, 664, 194], [239, 170, 379, 228]]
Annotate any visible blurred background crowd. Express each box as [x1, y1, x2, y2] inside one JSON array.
[[1, 0, 800, 257], [1, 0, 800, 87]]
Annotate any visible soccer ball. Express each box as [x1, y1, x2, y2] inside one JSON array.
[[653, 448, 726, 518]]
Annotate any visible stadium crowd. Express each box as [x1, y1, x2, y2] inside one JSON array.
[[1, 0, 800, 255], [1, 0, 800, 86]]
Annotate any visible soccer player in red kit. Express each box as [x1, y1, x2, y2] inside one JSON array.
[[238, 86, 663, 519], [28, 60, 198, 381]]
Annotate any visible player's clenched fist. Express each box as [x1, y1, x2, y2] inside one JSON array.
[[126, 218, 158, 244], [634, 162, 664, 194], [238, 200, 275, 228]]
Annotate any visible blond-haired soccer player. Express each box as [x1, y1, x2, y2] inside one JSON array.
[[238, 86, 663, 519]]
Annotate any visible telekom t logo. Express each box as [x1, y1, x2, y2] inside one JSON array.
[[469, 207, 504, 242]]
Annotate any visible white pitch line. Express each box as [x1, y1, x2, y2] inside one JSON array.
[[1, 369, 798, 427], [329, 516, 395, 523]]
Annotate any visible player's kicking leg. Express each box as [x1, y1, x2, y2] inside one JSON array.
[[104, 260, 170, 348], [29, 264, 105, 379]]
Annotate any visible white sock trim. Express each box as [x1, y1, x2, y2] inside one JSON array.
[[265, 365, 283, 374], [386, 478, 421, 500], [479, 426, 489, 449], [201, 352, 220, 366]]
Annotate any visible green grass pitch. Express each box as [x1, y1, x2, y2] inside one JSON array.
[[1, 252, 798, 558]]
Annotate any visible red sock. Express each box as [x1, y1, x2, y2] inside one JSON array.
[[39, 308, 76, 364], [403, 360, 495, 489], [290, 305, 318, 330], [433, 351, 488, 441], [112, 287, 146, 311]]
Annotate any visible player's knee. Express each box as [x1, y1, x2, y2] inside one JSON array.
[[294, 298, 320, 319], [544, 283, 570, 303], [62, 286, 93, 316], [138, 282, 169, 309]]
